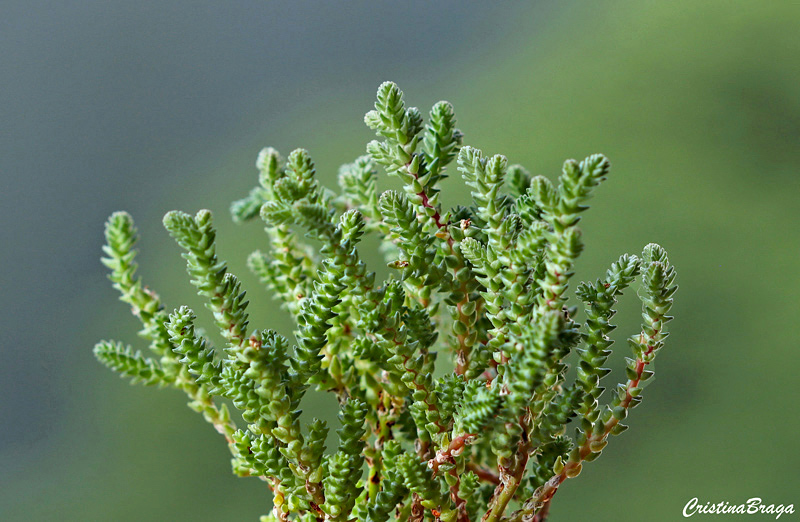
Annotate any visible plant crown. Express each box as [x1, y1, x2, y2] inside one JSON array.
[[95, 82, 677, 522]]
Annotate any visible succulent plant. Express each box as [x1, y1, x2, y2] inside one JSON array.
[[95, 81, 676, 521]]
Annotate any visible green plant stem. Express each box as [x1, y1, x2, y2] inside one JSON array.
[[482, 474, 520, 522], [521, 344, 657, 518]]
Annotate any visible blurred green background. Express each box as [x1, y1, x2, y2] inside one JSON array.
[[3, 1, 799, 520]]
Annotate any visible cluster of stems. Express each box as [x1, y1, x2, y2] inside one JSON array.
[[95, 82, 677, 521]]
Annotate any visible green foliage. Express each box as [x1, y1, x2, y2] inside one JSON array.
[[93, 340, 167, 386], [95, 82, 677, 521]]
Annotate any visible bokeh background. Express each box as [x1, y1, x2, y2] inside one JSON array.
[[3, 2, 799, 520]]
